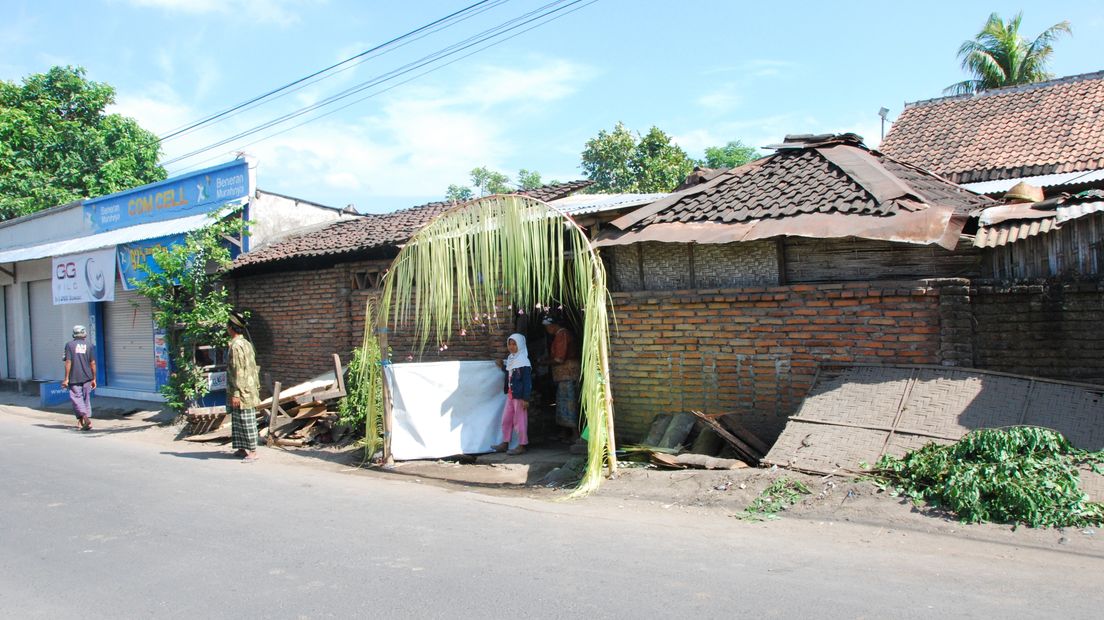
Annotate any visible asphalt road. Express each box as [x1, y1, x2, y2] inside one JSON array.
[[1, 413, 1100, 619]]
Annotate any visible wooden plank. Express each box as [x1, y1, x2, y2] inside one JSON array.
[[295, 388, 345, 405], [186, 405, 226, 417], [332, 353, 346, 396], [183, 425, 231, 442], [690, 410, 760, 465], [257, 374, 336, 409], [267, 381, 282, 447]]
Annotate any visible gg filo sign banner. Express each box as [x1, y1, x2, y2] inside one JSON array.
[[52, 248, 116, 305]]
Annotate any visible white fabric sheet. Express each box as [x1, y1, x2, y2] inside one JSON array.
[[385, 360, 506, 460]]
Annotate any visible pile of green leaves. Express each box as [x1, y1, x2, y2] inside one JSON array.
[[735, 478, 811, 521], [343, 299, 385, 461], [873, 427, 1104, 528]]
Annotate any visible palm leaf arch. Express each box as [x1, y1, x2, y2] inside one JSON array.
[[369, 194, 617, 497]]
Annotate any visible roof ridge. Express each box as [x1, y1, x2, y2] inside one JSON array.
[[904, 70, 1104, 109]]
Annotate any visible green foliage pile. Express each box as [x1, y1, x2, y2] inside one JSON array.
[[873, 427, 1104, 528], [0, 66, 165, 220], [132, 208, 245, 412], [735, 478, 811, 521]]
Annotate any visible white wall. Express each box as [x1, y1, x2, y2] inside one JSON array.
[[0, 203, 85, 249], [248, 190, 360, 250]]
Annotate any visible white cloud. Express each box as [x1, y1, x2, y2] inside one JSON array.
[[696, 86, 744, 113], [122, 0, 317, 26], [132, 56, 594, 209]]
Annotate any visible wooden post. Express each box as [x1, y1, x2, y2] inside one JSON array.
[[378, 327, 394, 466], [267, 381, 281, 447], [332, 353, 346, 396]]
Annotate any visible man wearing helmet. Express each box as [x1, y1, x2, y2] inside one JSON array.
[[62, 324, 97, 431]]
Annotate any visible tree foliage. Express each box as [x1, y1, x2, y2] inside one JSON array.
[[0, 66, 165, 221], [516, 168, 543, 190], [445, 184, 473, 202], [131, 208, 245, 413], [701, 140, 760, 169], [470, 166, 511, 196], [945, 12, 1072, 95], [580, 122, 694, 192]]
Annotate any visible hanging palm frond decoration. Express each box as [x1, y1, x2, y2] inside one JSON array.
[[369, 194, 616, 496]]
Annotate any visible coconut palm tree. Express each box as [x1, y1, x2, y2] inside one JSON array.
[[944, 12, 1071, 96]]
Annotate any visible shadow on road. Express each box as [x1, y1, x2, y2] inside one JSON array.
[[160, 450, 240, 460], [33, 423, 160, 435]]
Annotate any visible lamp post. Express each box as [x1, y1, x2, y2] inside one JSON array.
[[878, 107, 890, 140]]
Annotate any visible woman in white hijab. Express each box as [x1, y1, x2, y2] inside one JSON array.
[[493, 333, 532, 455]]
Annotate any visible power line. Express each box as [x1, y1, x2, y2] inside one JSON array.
[[158, 0, 503, 142], [170, 0, 598, 176], [161, 0, 590, 169]]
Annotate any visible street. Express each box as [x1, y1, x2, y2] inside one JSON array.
[[0, 411, 1100, 619]]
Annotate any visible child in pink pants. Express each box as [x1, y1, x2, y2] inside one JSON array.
[[493, 333, 533, 456]]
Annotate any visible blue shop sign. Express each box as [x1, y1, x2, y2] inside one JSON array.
[[117, 233, 186, 290], [118, 231, 242, 291], [84, 160, 250, 233]]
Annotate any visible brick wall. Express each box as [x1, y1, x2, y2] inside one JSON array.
[[607, 281, 942, 443], [230, 260, 518, 389], [971, 282, 1104, 384]]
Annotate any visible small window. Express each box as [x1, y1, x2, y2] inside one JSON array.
[[352, 269, 385, 290]]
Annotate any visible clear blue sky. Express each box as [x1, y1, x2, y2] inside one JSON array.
[[3, 1, 1102, 213]]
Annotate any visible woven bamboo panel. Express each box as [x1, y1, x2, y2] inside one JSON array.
[[799, 366, 914, 427], [1022, 382, 1104, 451], [764, 364, 1104, 476], [899, 370, 1026, 438], [762, 423, 888, 473]]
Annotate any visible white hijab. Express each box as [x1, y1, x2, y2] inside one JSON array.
[[505, 333, 531, 372]]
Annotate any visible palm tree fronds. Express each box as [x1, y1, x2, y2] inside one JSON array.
[[373, 195, 617, 497]]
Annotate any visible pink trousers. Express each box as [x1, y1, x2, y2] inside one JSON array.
[[500, 396, 528, 446]]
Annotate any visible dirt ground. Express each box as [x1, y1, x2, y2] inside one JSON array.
[[2, 390, 1100, 557]]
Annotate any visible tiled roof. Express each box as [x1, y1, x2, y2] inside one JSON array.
[[879, 71, 1104, 185], [617, 134, 990, 231], [230, 180, 591, 271]]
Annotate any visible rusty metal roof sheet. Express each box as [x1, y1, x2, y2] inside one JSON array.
[[600, 134, 988, 250], [973, 191, 1104, 248]]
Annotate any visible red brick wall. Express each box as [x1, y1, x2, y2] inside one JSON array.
[[229, 261, 518, 390], [607, 281, 943, 443]]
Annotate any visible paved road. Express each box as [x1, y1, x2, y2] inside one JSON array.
[[1, 413, 1100, 619]]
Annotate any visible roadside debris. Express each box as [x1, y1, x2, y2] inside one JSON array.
[[619, 409, 767, 470], [182, 354, 350, 448]]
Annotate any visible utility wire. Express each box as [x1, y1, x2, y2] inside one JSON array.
[[161, 0, 587, 168], [158, 0, 502, 142]]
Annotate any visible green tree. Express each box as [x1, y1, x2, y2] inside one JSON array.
[[516, 168, 543, 190], [701, 140, 760, 169], [580, 122, 636, 192], [0, 66, 165, 220], [470, 166, 511, 196], [445, 184, 473, 202], [132, 208, 245, 413], [944, 12, 1071, 95], [580, 122, 694, 192]]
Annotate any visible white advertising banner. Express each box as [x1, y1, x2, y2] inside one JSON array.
[[385, 360, 507, 460], [52, 248, 116, 305]]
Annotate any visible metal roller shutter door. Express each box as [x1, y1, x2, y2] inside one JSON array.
[[29, 280, 64, 380], [105, 287, 155, 391], [4, 285, 14, 378]]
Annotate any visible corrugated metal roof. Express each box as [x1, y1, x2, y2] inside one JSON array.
[[974, 218, 1059, 248], [548, 193, 668, 216], [0, 212, 214, 263], [960, 169, 1104, 194]]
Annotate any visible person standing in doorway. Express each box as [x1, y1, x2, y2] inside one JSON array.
[[62, 325, 96, 431], [227, 312, 261, 462], [542, 316, 581, 443], [493, 333, 532, 456]]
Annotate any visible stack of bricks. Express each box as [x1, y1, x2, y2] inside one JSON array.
[[607, 281, 942, 443]]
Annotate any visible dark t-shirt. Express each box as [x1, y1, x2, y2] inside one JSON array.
[[64, 338, 95, 385]]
